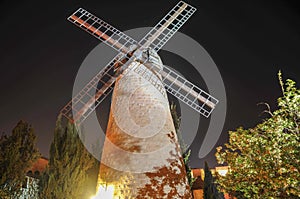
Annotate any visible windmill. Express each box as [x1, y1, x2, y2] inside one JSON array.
[[61, 1, 218, 198]]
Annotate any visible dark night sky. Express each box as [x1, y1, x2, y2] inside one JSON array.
[[1, 0, 300, 168]]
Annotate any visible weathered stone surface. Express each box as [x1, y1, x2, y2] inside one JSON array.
[[97, 56, 192, 198]]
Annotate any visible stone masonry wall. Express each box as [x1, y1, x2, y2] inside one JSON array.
[[97, 56, 192, 198]]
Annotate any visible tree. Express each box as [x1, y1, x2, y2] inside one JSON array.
[[203, 162, 224, 199], [0, 120, 40, 198], [215, 72, 300, 198], [39, 115, 97, 199], [170, 103, 196, 188]]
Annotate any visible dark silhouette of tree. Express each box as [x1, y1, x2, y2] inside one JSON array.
[[204, 162, 224, 199], [0, 120, 40, 198]]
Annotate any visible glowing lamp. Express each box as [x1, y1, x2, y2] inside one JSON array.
[[90, 184, 114, 199]]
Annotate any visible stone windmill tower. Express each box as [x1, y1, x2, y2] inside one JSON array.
[[61, 1, 218, 198]]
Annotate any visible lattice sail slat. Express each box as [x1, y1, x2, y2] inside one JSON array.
[[139, 1, 196, 52], [68, 8, 137, 54]]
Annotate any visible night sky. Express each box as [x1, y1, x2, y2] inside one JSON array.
[[1, 0, 300, 168]]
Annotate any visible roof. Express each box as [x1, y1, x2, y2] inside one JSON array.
[[27, 157, 48, 173]]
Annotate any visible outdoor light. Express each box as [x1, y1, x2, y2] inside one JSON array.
[[90, 184, 115, 199], [217, 169, 228, 176]]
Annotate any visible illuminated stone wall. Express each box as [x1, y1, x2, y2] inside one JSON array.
[[97, 54, 192, 198]]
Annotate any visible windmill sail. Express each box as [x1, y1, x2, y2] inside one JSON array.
[[141, 53, 218, 118], [63, 8, 139, 124], [161, 66, 218, 117], [68, 8, 137, 54], [60, 53, 139, 125], [139, 1, 196, 51], [61, 54, 120, 124]]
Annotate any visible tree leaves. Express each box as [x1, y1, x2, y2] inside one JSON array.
[[39, 116, 98, 199], [215, 74, 300, 198], [0, 120, 40, 198]]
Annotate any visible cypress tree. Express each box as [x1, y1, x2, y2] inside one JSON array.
[[204, 162, 224, 199], [39, 115, 97, 199]]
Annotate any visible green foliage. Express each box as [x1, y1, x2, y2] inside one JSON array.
[[215, 73, 300, 198], [204, 162, 224, 199], [0, 120, 40, 198], [170, 103, 196, 188], [183, 149, 197, 188], [170, 102, 187, 153], [39, 115, 98, 199]]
